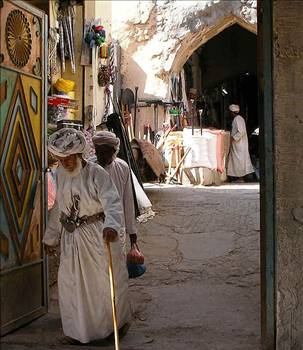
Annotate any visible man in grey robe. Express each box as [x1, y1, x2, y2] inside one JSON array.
[[91, 131, 138, 247], [43, 128, 130, 344]]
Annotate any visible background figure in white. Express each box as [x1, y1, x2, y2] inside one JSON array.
[[43, 128, 130, 344], [227, 104, 254, 180], [92, 131, 138, 247]]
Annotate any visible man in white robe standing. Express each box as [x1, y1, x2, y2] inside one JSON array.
[[227, 104, 254, 181], [91, 131, 138, 248], [43, 128, 130, 344]]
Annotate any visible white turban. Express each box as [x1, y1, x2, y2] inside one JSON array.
[[229, 104, 240, 113], [48, 128, 87, 158], [92, 131, 120, 150]]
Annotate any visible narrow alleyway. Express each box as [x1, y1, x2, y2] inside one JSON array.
[[2, 183, 260, 350]]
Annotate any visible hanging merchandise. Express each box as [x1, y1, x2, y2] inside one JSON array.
[[101, 41, 119, 123], [48, 28, 59, 81], [58, 17, 65, 73], [67, 6, 76, 73], [100, 43, 109, 59], [57, 3, 76, 74], [62, 15, 74, 71], [109, 40, 119, 85], [84, 23, 106, 48], [98, 64, 110, 87], [83, 20, 107, 129]]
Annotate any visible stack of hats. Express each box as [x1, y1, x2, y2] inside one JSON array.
[[53, 78, 76, 120]]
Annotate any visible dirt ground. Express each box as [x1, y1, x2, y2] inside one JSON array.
[[1, 183, 261, 350]]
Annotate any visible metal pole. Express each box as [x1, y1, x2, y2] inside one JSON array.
[[190, 99, 195, 135]]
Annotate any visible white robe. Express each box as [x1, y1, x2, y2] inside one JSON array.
[[104, 158, 138, 236], [43, 161, 130, 343], [227, 115, 254, 177]]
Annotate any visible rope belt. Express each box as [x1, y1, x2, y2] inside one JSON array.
[[60, 211, 105, 233]]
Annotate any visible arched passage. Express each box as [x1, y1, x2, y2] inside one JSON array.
[[170, 15, 257, 74]]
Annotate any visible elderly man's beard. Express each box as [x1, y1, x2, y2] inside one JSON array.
[[61, 157, 83, 177]]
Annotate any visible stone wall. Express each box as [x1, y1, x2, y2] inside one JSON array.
[[112, 0, 257, 98], [111, 0, 257, 135], [273, 1, 303, 348]]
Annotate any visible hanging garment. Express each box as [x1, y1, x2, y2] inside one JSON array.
[[227, 115, 254, 177], [131, 170, 155, 223], [43, 162, 130, 343]]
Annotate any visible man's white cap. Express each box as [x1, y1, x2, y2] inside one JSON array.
[[229, 104, 240, 113]]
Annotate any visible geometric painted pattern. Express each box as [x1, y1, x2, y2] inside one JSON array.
[[0, 74, 40, 262], [30, 86, 37, 114]]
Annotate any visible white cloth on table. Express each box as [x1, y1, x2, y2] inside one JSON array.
[[227, 115, 254, 177], [43, 161, 129, 343], [183, 129, 217, 170]]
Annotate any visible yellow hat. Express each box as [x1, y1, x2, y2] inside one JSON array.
[[54, 78, 75, 93]]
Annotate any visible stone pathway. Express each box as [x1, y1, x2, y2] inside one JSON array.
[[2, 183, 261, 350]]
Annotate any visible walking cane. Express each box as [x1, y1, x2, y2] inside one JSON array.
[[105, 242, 120, 350]]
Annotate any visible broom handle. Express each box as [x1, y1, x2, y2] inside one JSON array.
[[106, 242, 120, 350], [167, 147, 191, 183]]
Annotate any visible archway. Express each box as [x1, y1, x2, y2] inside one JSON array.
[[170, 15, 257, 75]]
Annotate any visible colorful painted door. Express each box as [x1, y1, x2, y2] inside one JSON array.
[[0, 0, 47, 335]]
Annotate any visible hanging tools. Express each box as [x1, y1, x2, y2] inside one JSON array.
[[134, 86, 138, 136], [68, 6, 76, 73], [58, 17, 65, 73], [106, 241, 120, 350], [121, 88, 135, 140]]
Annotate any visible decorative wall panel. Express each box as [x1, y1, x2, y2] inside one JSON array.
[[0, 0, 47, 335], [0, 74, 39, 263], [0, 1, 42, 77]]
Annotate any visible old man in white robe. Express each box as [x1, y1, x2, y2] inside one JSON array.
[[227, 104, 254, 179], [43, 128, 130, 344], [91, 131, 138, 247]]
